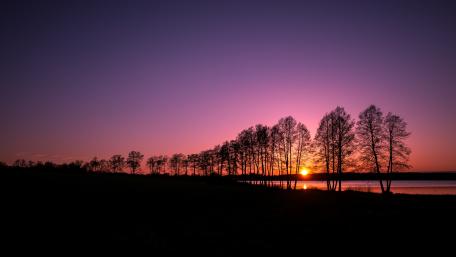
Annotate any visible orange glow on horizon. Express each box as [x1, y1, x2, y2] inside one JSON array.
[[300, 168, 310, 176]]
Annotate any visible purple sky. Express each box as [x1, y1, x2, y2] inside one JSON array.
[[1, 0, 456, 171]]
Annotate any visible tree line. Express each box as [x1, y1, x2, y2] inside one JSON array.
[[3, 105, 410, 194]]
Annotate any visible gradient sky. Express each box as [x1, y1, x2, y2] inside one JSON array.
[[1, 0, 456, 171]]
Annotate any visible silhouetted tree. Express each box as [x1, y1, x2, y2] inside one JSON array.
[[155, 155, 168, 174], [385, 112, 411, 192], [88, 157, 101, 172], [146, 156, 158, 174], [187, 154, 198, 176], [188, 154, 199, 175], [109, 155, 125, 173], [294, 122, 311, 189], [199, 150, 212, 176], [13, 159, 27, 168], [213, 144, 223, 175], [315, 107, 355, 191], [127, 151, 144, 174], [228, 140, 240, 176], [278, 116, 298, 189], [169, 153, 184, 175], [356, 105, 387, 193], [182, 156, 189, 175], [332, 107, 355, 191], [237, 128, 252, 176], [99, 159, 109, 172], [255, 124, 269, 183], [314, 113, 333, 190], [43, 161, 57, 169], [69, 160, 84, 169], [269, 124, 282, 185], [219, 141, 231, 175], [241, 127, 256, 175], [59, 160, 85, 172]]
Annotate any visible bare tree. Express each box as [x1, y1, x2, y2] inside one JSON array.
[[385, 112, 411, 192], [278, 116, 298, 189], [237, 129, 253, 176], [98, 159, 110, 172], [170, 153, 184, 175], [67, 160, 84, 171], [13, 159, 27, 168], [218, 143, 229, 175], [146, 156, 158, 174], [229, 140, 240, 176], [88, 157, 101, 172], [294, 123, 311, 189], [188, 154, 199, 176], [255, 124, 269, 183], [269, 124, 282, 186], [146, 155, 168, 174], [198, 150, 211, 176], [127, 151, 144, 174], [182, 156, 189, 175], [156, 155, 168, 174], [356, 105, 387, 193], [242, 127, 256, 175], [109, 154, 125, 173], [315, 107, 355, 191], [314, 113, 334, 190], [332, 107, 355, 191]]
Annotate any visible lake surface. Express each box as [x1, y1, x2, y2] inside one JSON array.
[[267, 180, 456, 195]]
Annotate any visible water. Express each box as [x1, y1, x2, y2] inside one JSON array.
[[267, 180, 456, 195]]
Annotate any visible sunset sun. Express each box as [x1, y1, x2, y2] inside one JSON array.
[[300, 168, 310, 176]]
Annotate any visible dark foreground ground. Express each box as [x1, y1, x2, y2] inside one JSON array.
[[2, 169, 456, 254]]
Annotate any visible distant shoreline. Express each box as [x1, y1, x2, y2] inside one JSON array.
[[236, 172, 456, 181]]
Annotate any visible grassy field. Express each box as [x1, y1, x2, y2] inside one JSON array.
[[2, 169, 456, 254]]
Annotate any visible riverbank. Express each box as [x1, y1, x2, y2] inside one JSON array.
[[2, 169, 455, 254]]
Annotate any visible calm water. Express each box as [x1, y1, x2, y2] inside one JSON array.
[[267, 180, 456, 195]]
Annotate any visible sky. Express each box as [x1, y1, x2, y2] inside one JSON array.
[[1, 0, 455, 171]]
